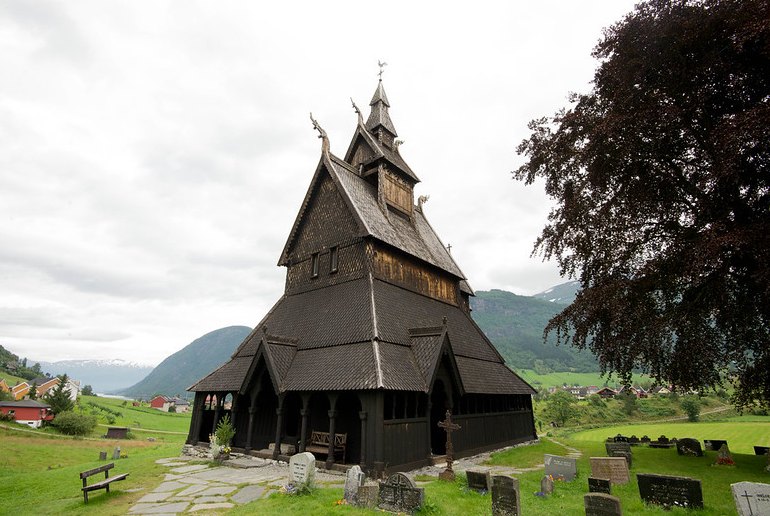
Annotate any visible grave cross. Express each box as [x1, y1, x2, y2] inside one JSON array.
[[438, 410, 461, 477], [740, 490, 755, 515]]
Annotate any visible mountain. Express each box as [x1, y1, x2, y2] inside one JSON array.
[[36, 359, 153, 393], [532, 280, 580, 305], [471, 289, 597, 373], [118, 325, 252, 399]]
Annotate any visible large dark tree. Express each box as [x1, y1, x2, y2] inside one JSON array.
[[514, 0, 770, 409]]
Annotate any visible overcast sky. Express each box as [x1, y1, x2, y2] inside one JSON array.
[[0, 1, 639, 366]]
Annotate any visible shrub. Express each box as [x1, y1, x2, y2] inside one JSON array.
[[680, 396, 701, 422], [52, 411, 97, 436], [215, 414, 235, 446]]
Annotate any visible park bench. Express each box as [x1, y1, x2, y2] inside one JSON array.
[[305, 430, 347, 464], [80, 462, 129, 503]]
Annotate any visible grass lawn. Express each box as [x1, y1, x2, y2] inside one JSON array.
[[0, 427, 183, 515], [568, 421, 770, 453], [485, 437, 570, 467], [517, 370, 651, 389], [79, 395, 191, 434]]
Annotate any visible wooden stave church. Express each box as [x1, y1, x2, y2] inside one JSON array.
[[186, 79, 537, 474]]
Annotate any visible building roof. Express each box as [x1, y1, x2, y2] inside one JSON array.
[[0, 400, 51, 409], [190, 277, 534, 396]]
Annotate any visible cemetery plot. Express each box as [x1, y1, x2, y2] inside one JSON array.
[[466, 469, 491, 493], [544, 454, 578, 481], [637, 473, 704, 509], [590, 457, 629, 485], [584, 492, 622, 516]]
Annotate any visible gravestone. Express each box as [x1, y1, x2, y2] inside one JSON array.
[[640, 435, 651, 444], [378, 473, 424, 514], [467, 468, 491, 493], [676, 438, 704, 457], [649, 435, 674, 449], [540, 475, 554, 495], [628, 435, 640, 445], [658, 435, 669, 444], [112, 447, 121, 460], [344, 465, 365, 505], [754, 446, 770, 456], [715, 443, 735, 466], [704, 439, 728, 451], [289, 452, 316, 485], [590, 457, 629, 485], [605, 442, 633, 467], [491, 475, 520, 516], [437, 411, 461, 482], [637, 473, 704, 509], [105, 427, 128, 439], [584, 492, 623, 516], [731, 481, 770, 516], [99, 451, 107, 461], [544, 454, 578, 481], [356, 484, 379, 509], [613, 434, 629, 443], [589, 477, 612, 495]]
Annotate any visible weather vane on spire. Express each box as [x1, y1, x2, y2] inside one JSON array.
[[378, 60, 388, 79]]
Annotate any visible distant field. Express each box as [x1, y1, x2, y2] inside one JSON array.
[[80, 395, 191, 436], [516, 369, 651, 389], [569, 421, 770, 454], [0, 371, 31, 386]]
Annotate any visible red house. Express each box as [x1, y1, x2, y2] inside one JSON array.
[[0, 400, 54, 428], [150, 395, 173, 411]]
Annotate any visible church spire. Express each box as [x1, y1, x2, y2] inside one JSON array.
[[366, 79, 398, 146]]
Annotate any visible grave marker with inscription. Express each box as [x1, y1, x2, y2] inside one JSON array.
[[289, 452, 316, 485], [491, 475, 520, 516], [704, 439, 728, 451], [754, 445, 769, 456], [378, 473, 424, 514], [584, 492, 623, 516], [356, 484, 379, 509], [540, 475, 554, 495], [112, 447, 121, 460], [589, 477, 612, 495], [605, 442, 633, 467], [637, 473, 703, 509], [676, 438, 704, 457], [731, 481, 770, 516], [544, 454, 578, 481], [590, 457, 629, 485]]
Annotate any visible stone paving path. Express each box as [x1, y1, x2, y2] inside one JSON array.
[[129, 455, 344, 515]]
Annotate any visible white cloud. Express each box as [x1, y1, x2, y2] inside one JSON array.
[[0, 0, 637, 365]]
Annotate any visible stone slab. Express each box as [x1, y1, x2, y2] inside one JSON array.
[[584, 492, 622, 516], [467, 468, 491, 492], [589, 477, 612, 495], [177, 484, 209, 497], [188, 502, 234, 512], [544, 454, 578, 481], [170, 464, 210, 474], [198, 485, 237, 497], [590, 457, 629, 485], [153, 481, 188, 493], [129, 502, 190, 514], [637, 473, 703, 509], [491, 475, 520, 516], [231, 485, 266, 504], [194, 496, 228, 504], [731, 481, 770, 516], [137, 492, 173, 503]]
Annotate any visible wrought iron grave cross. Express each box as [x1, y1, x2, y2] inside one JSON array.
[[437, 410, 461, 480]]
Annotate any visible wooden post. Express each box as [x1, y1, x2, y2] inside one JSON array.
[[359, 410, 368, 467], [299, 394, 310, 453], [326, 392, 339, 469], [244, 405, 257, 454], [272, 395, 285, 460], [211, 394, 221, 437]]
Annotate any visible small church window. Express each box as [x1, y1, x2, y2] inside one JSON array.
[[311, 253, 319, 278], [329, 246, 338, 273]]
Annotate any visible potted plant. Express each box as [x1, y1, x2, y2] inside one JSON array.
[[213, 414, 235, 460]]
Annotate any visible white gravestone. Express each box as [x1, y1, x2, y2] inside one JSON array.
[[731, 481, 770, 516], [344, 465, 365, 504], [289, 452, 316, 485]]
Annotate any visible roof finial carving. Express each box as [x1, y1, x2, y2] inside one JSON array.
[[309, 112, 330, 154], [351, 97, 363, 125], [418, 195, 429, 209], [378, 60, 388, 80]]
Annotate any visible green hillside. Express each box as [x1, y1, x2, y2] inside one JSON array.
[[118, 326, 251, 399], [471, 289, 598, 373]]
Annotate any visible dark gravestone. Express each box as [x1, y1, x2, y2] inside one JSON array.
[[98, 451, 107, 461], [605, 442, 633, 468], [753, 445, 770, 456], [676, 438, 704, 457], [491, 475, 520, 516], [589, 477, 612, 495], [649, 435, 675, 449], [628, 435, 640, 445], [544, 454, 578, 481], [467, 469, 491, 493], [640, 435, 651, 444], [356, 485, 378, 509], [658, 435, 669, 444], [378, 473, 424, 514], [584, 492, 623, 516], [105, 427, 128, 439], [637, 473, 704, 509], [613, 434, 629, 443], [704, 439, 728, 451]]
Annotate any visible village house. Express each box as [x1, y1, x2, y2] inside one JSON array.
[[596, 387, 618, 399], [9, 376, 80, 401], [150, 395, 174, 412], [0, 400, 54, 428], [186, 78, 537, 474]]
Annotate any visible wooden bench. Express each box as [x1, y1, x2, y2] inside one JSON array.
[[305, 430, 347, 464], [80, 462, 129, 503]]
